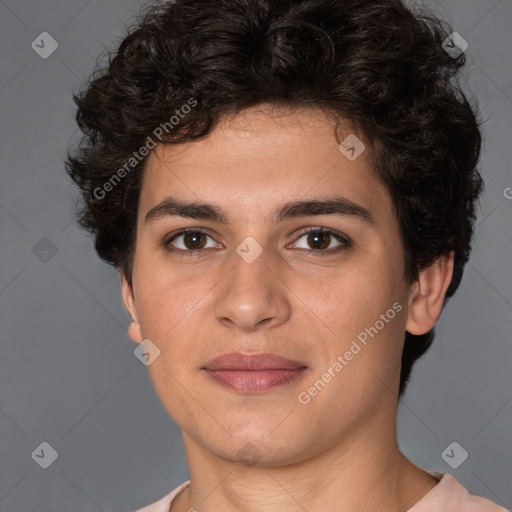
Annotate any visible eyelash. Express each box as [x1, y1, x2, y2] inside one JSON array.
[[162, 227, 352, 257]]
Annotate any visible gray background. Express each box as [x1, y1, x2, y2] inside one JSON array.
[[0, 0, 511, 511]]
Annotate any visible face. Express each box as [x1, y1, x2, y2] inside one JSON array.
[[122, 105, 434, 466]]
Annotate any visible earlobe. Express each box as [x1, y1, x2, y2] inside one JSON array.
[[120, 271, 143, 344], [405, 252, 454, 336], [127, 321, 143, 344]]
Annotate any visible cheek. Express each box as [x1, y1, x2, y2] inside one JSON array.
[[314, 263, 397, 320], [132, 264, 180, 336], [134, 238, 198, 303], [133, 263, 217, 368], [315, 263, 407, 374]]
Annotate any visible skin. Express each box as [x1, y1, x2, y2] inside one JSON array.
[[121, 104, 454, 512]]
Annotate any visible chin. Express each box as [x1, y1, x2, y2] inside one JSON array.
[[212, 425, 313, 466]]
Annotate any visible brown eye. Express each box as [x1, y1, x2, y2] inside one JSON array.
[[292, 228, 351, 253], [306, 231, 331, 250], [165, 230, 217, 253], [182, 232, 207, 250]]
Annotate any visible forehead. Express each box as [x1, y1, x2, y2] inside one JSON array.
[[147, 104, 363, 164], [138, 105, 389, 223]]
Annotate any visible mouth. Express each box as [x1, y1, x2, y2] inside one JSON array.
[[202, 352, 308, 393]]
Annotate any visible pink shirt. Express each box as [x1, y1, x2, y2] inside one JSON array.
[[134, 471, 509, 512]]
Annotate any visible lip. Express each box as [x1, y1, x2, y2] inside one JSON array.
[[202, 352, 308, 393], [203, 352, 306, 371]]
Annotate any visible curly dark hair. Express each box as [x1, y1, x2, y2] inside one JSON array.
[[65, 0, 483, 398]]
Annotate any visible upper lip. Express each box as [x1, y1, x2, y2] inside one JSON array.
[[202, 352, 306, 371]]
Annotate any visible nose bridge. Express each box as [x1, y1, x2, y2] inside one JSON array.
[[227, 239, 276, 304], [227, 233, 272, 283], [213, 239, 289, 330]]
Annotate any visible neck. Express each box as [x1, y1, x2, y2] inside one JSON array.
[[173, 419, 438, 512]]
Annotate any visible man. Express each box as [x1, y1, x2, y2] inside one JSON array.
[[65, 0, 506, 510]]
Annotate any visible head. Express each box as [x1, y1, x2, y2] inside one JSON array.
[[66, 0, 482, 463]]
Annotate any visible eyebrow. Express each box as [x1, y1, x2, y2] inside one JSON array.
[[144, 196, 375, 225]]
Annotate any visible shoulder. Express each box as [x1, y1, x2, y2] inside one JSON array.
[[132, 480, 191, 512], [410, 471, 509, 512]]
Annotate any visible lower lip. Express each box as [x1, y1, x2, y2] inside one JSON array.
[[203, 368, 307, 393]]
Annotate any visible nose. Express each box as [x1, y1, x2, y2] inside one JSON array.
[[213, 246, 291, 332]]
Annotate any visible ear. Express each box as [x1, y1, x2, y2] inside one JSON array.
[[120, 270, 143, 344], [405, 252, 454, 336]]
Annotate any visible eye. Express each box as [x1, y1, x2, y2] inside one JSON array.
[[291, 228, 351, 253], [164, 229, 219, 254]]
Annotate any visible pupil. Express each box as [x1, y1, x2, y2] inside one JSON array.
[[308, 231, 329, 249], [185, 232, 205, 249]]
